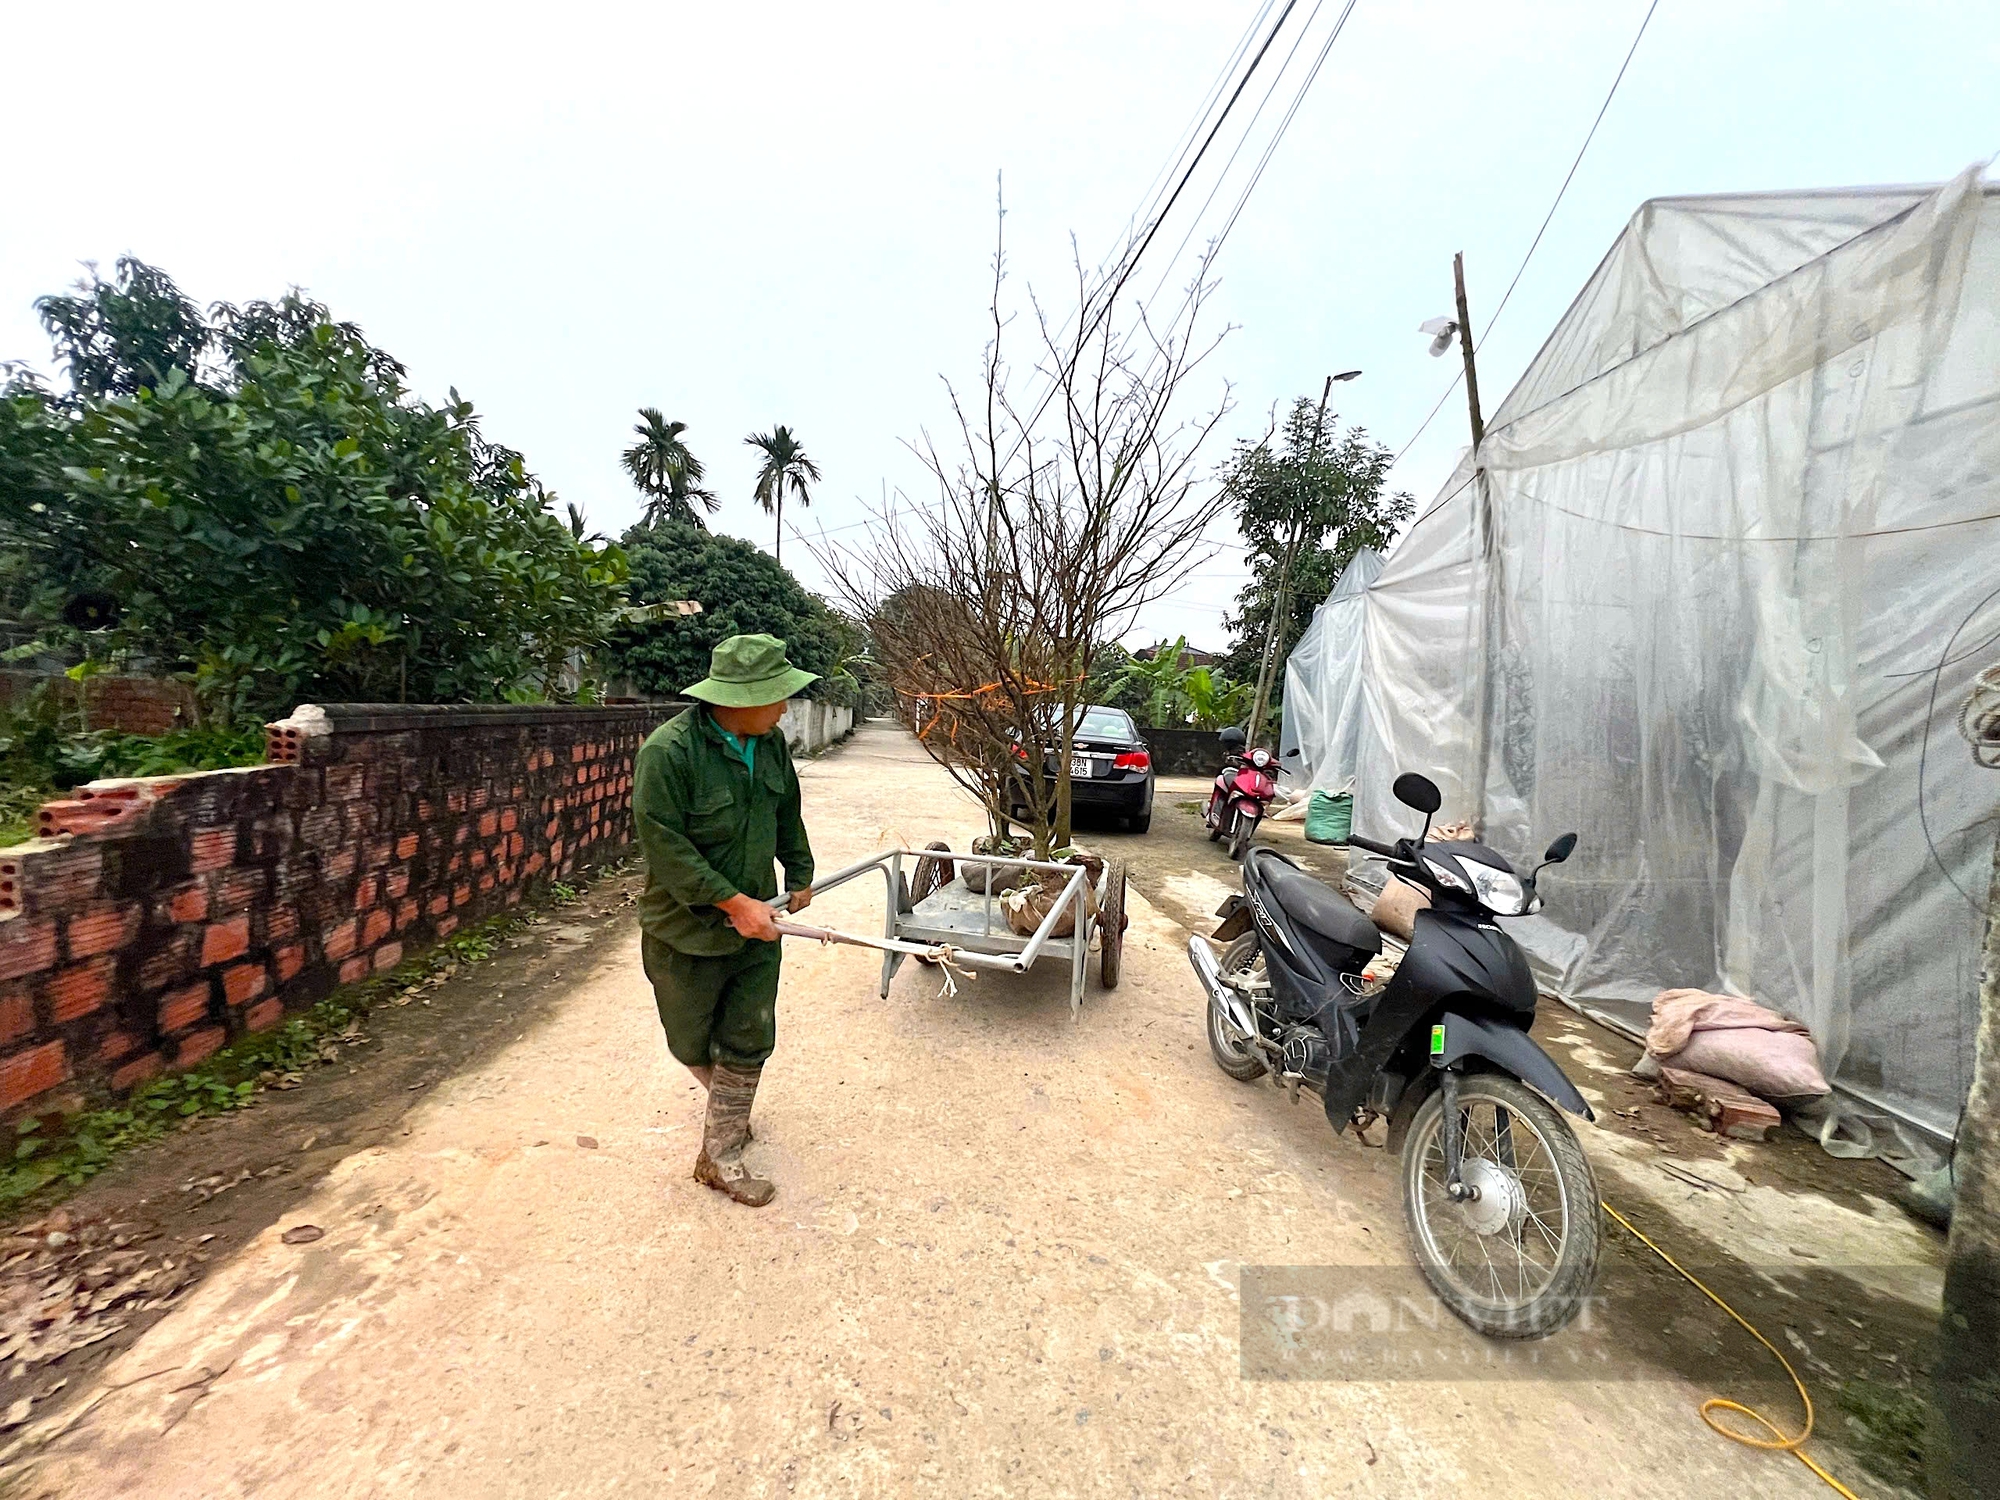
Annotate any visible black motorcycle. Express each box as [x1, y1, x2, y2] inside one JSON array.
[[1186, 770, 1600, 1337]]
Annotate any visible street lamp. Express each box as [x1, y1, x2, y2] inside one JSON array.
[[1331, 369, 1363, 382]]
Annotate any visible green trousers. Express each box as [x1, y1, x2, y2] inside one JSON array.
[[642, 933, 783, 1071]]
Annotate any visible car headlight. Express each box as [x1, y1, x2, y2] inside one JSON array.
[[1423, 857, 1471, 893], [1466, 864, 1527, 916]]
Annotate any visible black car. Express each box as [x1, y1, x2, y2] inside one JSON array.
[[1012, 704, 1155, 833]]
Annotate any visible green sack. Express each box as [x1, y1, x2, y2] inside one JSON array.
[[1305, 790, 1353, 845]]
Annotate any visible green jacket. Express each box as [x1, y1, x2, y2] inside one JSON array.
[[633, 707, 815, 955]]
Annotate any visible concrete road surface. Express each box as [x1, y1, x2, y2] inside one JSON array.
[[13, 721, 1840, 1499]]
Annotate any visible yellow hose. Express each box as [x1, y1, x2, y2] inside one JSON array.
[[1601, 1200, 1863, 1499]]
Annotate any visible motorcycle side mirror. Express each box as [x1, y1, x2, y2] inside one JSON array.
[[1392, 771, 1441, 846], [1283, 747, 1300, 758], [1527, 831, 1579, 892], [1392, 773, 1441, 815]]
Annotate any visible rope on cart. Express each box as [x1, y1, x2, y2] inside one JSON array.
[[773, 918, 976, 998]]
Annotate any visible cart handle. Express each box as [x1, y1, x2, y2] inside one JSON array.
[[770, 918, 1030, 973], [761, 847, 1091, 972]]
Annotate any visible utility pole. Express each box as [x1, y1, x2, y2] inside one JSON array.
[[1455, 252, 1501, 834], [1454, 252, 1486, 451], [1247, 374, 1334, 749]]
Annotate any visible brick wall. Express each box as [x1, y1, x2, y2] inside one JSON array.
[[0, 671, 196, 736], [0, 701, 690, 1118], [1143, 727, 1231, 778]]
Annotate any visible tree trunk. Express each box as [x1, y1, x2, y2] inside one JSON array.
[[1246, 517, 1302, 747], [775, 487, 784, 566], [1936, 813, 2000, 1497], [1055, 679, 1076, 851]]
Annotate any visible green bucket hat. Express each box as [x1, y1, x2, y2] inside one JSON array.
[[684, 633, 819, 707]]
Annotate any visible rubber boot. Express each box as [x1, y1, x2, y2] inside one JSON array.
[[693, 1063, 775, 1207], [691, 1067, 750, 1140]]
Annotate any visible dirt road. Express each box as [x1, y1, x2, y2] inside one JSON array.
[[4, 723, 1898, 1497]]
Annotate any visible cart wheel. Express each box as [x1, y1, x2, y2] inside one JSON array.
[[911, 839, 954, 905], [1097, 859, 1127, 989]]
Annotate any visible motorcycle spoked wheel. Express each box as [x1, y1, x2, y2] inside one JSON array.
[[1400, 1074, 1601, 1338], [1228, 810, 1257, 861], [1204, 934, 1268, 1081]]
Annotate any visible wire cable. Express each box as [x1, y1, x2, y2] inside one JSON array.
[[1165, 0, 1361, 311], [1102, 2, 1280, 296], [1386, 0, 1661, 472], [1134, 0, 1334, 315], [794, 5, 1307, 553], [1000, 0, 1303, 459], [1918, 581, 2000, 916]]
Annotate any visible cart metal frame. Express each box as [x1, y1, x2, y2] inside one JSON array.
[[767, 848, 1099, 1016]]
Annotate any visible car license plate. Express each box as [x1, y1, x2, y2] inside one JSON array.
[[1070, 755, 1092, 779]]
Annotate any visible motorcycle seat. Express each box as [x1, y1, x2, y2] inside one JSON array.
[[1254, 851, 1382, 957]]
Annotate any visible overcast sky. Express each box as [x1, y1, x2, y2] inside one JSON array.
[[4, 2, 1992, 650]]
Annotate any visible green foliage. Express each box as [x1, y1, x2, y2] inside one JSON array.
[[0, 689, 267, 843], [824, 614, 878, 713], [35, 255, 215, 399], [622, 409, 717, 528], [1096, 637, 1254, 729], [1219, 399, 1413, 681], [603, 520, 847, 704], [1835, 1377, 1934, 1495], [744, 424, 820, 562], [0, 260, 628, 725]]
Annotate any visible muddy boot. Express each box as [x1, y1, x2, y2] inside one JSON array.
[[693, 1063, 775, 1207], [690, 1067, 751, 1140]]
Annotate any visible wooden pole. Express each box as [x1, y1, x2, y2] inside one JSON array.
[[1247, 374, 1335, 748], [1454, 253, 1485, 451], [1456, 253, 1500, 833]]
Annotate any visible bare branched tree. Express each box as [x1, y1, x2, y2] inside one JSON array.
[[813, 208, 1235, 857]]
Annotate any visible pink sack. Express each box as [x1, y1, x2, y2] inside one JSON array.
[[1645, 988, 1829, 1105]]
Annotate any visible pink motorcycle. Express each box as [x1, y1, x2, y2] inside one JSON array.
[[1205, 726, 1277, 861]]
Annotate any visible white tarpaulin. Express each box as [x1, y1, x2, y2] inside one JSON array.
[[1280, 547, 1383, 792], [1333, 167, 1998, 1139]]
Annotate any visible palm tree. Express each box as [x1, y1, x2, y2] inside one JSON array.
[[744, 425, 821, 564], [622, 410, 719, 528]]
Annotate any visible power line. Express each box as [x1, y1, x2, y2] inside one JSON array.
[[1134, 0, 1333, 314], [1385, 0, 1662, 472], [798, 2, 1313, 548], [1104, 2, 1279, 291], [998, 0, 1303, 458], [1039, 3, 1284, 374], [1145, 0, 1361, 331]]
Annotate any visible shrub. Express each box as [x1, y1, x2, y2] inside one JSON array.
[[605, 520, 847, 703]]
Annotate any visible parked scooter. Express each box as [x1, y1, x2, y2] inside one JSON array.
[[1204, 726, 1278, 861], [1187, 769, 1600, 1337]]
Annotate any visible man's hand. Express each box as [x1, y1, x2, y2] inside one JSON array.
[[786, 887, 813, 914], [718, 893, 781, 943]]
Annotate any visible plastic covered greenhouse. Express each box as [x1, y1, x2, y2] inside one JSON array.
[[1284, 165, 1999, 1142]]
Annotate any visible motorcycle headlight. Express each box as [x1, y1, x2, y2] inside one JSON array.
[[1422, 857, 1471, 893], [1466, 864, 1527, 916]]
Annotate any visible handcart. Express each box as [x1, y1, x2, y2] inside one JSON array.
[[767, 844, 1127, 1018]]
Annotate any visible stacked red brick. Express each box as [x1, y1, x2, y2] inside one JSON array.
[[0, 671, 194, 736], [0, 701, 682, 1117]]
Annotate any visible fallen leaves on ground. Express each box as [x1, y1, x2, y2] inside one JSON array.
[[0, 1209, 203, 1421], [279, 1225, 323, 1245]]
